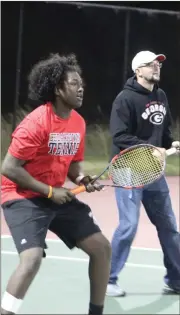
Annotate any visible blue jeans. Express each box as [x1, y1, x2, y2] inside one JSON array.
[[109, 176, 180, 290]]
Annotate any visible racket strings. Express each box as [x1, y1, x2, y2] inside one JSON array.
[[109, 147, 165, 187]]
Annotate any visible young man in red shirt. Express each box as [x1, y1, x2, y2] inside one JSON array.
[[1, 53, 111, 315]]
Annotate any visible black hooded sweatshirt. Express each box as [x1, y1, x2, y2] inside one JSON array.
[[110, 76, 174, 158]]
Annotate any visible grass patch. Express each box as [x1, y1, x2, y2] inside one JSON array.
[[1, 110, 180, 176], [165, 155, 180, 176]]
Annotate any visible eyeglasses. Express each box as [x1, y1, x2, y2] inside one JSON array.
[[139, 62, 162, 69]]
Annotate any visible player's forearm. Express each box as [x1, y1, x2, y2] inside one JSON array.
[[2, 166, 49, 196], [67, 161, 85, 184]]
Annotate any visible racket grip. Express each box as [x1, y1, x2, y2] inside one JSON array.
[[166, 147, 177, 156], [70, 185, 86, 195]]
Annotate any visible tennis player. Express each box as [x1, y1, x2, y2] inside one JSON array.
[[1, 53, 111, 314], [106, 51, 180, 296]]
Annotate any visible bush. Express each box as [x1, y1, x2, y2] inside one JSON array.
[[1, 109, 180, 176]]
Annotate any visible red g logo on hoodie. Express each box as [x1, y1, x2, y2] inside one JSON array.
[[141, 102, 166, 125]]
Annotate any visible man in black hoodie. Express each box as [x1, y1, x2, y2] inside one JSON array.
[[106, 51, 180, 297]]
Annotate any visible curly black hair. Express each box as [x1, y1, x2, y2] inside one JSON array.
[[27, 53, 82, 103]]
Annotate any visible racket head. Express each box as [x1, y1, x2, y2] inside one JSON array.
[[108, 144, 166, 188]]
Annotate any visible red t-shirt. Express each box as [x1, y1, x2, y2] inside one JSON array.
[[1, 102, 86, 204]]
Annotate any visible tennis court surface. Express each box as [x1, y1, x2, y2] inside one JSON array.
[[1, 177, 179, 314]]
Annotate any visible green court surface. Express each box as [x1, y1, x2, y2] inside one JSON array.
[[1, 237, 179, 314]]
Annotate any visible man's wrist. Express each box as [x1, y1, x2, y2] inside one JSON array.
[[75, 174, 86, 185]]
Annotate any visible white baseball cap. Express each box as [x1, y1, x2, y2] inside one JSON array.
[[132, 51, 166, 72]]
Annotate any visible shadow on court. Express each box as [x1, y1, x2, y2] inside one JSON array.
[[1, 237, 180, 314], [104, 294, 178, 314]]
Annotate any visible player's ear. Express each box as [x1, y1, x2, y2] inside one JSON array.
[[135, 68, 142, 79], [54, 86, 60, 97]]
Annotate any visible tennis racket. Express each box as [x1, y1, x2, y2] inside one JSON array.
[[70, 144, 178, 195]]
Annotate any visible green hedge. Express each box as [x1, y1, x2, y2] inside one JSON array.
[[1, 110, 179, 176]]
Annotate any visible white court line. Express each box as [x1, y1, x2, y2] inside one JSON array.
[[1, 234, 161, 252], [1, 250, 164, 270]]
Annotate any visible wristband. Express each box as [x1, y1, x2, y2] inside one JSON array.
[[47, 185, 53, 198], [75, 175, 85, 185]]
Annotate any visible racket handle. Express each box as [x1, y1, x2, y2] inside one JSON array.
[[166, 147, 177, 156], [70, 185, 86, 195]]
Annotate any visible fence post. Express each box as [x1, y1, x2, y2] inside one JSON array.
[[122, 10, 131, 85], [12, 2, 24, 132]]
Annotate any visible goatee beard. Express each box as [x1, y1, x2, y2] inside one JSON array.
[[148, 77, 160, 84]]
